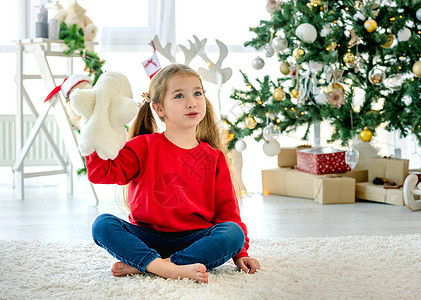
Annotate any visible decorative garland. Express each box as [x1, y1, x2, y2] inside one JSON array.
[[59, 22, 105, 85]]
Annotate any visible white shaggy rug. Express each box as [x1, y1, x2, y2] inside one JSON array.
[[1, 235, 420, 300]]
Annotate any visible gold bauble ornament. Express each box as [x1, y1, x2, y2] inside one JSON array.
[[291, 89, 302, 99], [412, 60, 421, 77], [343, 50, 355, 64], [360, 127, 373, 142], [280, 61, 290, 75], [293, 47, 305, 60], [326, 82, 344, 93], [273, 87, 286, 101], [381, 33, 394, 48], [244, 116, 257, 129], [364, 18, 377, 33]]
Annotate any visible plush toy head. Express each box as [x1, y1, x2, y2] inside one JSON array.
[[70, 72, 139, 160], [53, 1, 98, 42]]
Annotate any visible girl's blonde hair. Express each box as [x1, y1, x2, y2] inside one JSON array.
[[128, 64, 222, 150], [120, 64, 224, 212]]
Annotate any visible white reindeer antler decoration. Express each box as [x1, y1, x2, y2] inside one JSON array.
[[151, 35, 232, 114]]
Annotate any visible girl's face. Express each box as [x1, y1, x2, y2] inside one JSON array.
[[154, 74, 206, 131]]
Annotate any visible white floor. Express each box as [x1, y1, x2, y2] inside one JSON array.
[[1, 167, 420, 241]]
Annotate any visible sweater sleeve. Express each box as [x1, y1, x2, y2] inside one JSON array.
[[212, 151, 250, 262], [85, 135, 148, 185]]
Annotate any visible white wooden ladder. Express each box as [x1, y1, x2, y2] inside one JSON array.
[[14, 38, 98, 206]]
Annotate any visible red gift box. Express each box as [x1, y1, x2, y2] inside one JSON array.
[[297, 147, 351, 175]]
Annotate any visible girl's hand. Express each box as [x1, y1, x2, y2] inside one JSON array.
[[235, 257, 261, 274]]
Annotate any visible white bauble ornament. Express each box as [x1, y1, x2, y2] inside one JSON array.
[[353, 12, 366, 21], [263, 140, 281, 156], [252, 57, 265, 70], [402, 95, 412, 106], [234, 139, 247, 152], [263, 124, 281, 141], [295, 23, 317, 43], [397, 27, 411, 42], [345, 146, 360, 170], [272, 37, 288, 51], [320, 25, 332, 38], [384, 74, 403, 91], [263, 44, 275, 57], [416, 8, 421, 21]]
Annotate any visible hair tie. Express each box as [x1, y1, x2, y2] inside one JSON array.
[[141, 92, 151, 104]]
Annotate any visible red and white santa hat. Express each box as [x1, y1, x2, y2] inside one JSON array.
[[44, 74, 92, 103]]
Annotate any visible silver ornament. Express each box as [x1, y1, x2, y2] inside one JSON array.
[[397, 27, 411, 42], [263, 44, 275, 57], [252, 57, 265, 70], [272, 37, 288, 51], [263, 124, 281, 141], [417, 8, 421, 21], [263, 140, 281, 156], [345, 146, 359, 169]]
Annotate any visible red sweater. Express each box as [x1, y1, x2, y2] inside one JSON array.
[[86, 132, 249, 261]]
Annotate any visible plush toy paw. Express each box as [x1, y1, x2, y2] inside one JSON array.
[[70, 72, 139, 160]]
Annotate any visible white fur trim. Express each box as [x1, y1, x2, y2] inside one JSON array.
[[61, 75, 92, 99]]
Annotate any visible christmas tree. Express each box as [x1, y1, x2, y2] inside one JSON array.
[[223, 0, 421, 153]]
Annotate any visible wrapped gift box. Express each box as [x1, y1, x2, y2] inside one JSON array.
[[278, 148, 298, 168], [297, 147, 351, 175], [314, 176, 355, 204], [356, 157, 409, 206], [368, 157, 409, 185], [262, 168, 366, 203], [356, 182, 404, 206], [262, 168, 315, 199]]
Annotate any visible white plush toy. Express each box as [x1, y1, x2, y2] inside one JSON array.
[[403, 174, 421, 211], [53, 1, 98, 43], [70, 72, 139, 160]]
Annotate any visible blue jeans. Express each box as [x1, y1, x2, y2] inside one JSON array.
[[91, 213, 245, 273]]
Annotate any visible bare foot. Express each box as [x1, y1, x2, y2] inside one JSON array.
[[146, 258, 208, 283], [111, 261, 143, 277]]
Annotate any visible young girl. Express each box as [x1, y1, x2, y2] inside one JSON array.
[[87, 64, 260, 283]]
